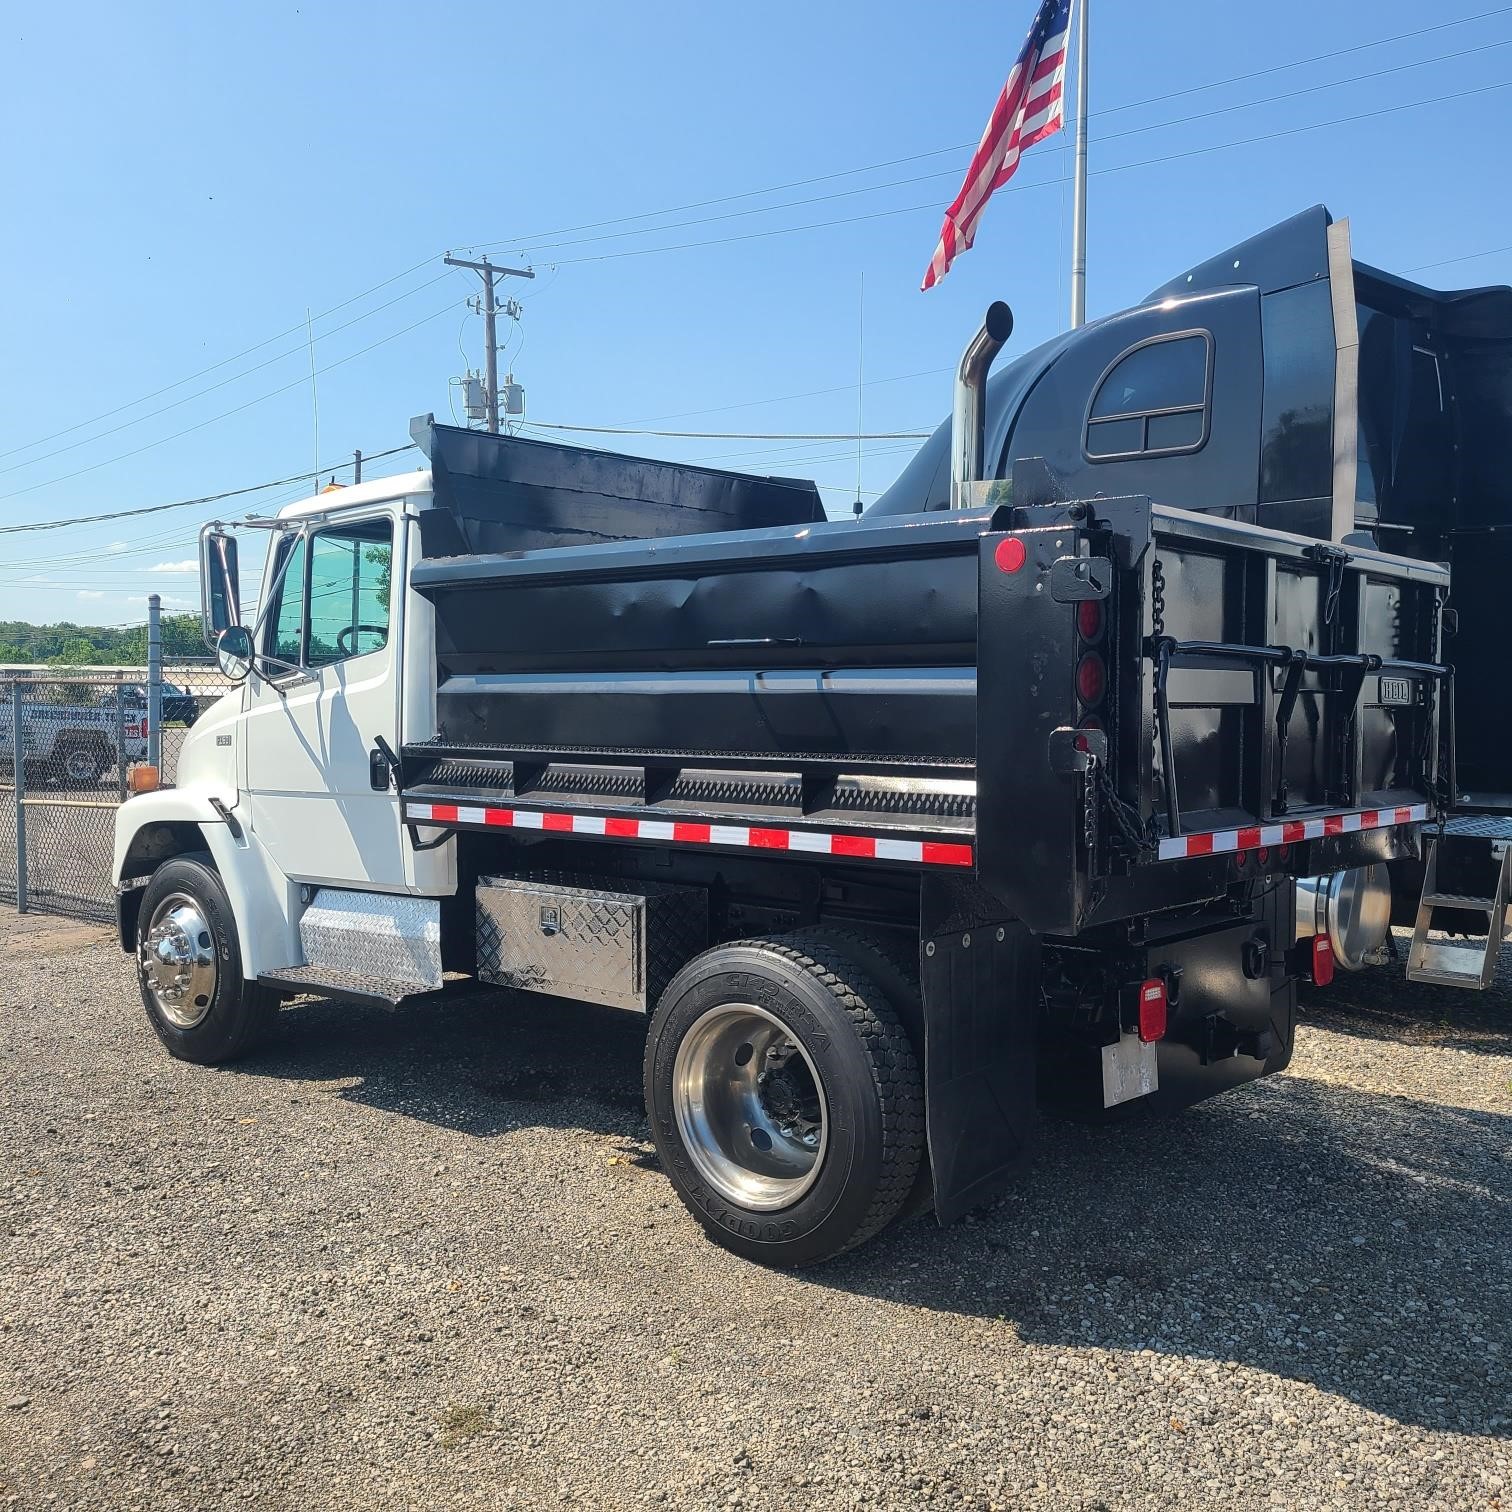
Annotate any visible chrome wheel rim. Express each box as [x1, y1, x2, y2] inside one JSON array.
[[672, 1002, 828, 1211], [139, 891, 218, 1029]]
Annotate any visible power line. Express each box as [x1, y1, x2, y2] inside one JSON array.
[[543, 77, 1512, 269], [460, 5, 1512, 260], [0, 446, 416, 537], [7, 13, 1500, 496], [0, 271, 458, 482], [1405, 243, 1512, 273], [468, 35, 1512, 267], [519, 422, 930, 441], [0, 301, 462, 505], [0, 255, 442, 466]]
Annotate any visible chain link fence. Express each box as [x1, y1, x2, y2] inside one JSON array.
[[0, 663, 233, 923]]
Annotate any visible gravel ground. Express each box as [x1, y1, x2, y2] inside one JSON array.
[[1, 912, 1508, 1511]]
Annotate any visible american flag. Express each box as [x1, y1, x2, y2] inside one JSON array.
[[921, 0, 1071, 291]]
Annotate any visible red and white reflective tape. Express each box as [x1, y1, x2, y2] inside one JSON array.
[[404, 800, 975, 869], [1156, 802, 1429, 862]]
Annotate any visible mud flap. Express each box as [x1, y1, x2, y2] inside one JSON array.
[[919, 878, 1041, 1224]]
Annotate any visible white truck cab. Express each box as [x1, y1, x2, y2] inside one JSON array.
[[114, 472, 454, 1006]]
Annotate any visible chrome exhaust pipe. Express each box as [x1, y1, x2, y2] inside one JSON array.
[[950, 301, 1014, 508]]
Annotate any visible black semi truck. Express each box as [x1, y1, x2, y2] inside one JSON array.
[[875, 205, 1510, 992], [118, 284, 1447, 1265]]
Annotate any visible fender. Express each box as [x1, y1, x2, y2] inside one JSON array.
[[113, 786, 300, 977]]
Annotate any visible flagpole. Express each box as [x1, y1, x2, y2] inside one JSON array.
[[1069, 0, 1090, 328]]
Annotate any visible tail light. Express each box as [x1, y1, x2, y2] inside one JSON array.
[[1076, 598, 1104, 643], [1311, 935, 1335, 987], [1137, 978, 1168, 1042], [136, 718, 149, 738], [1076, 651, 1106, 707]]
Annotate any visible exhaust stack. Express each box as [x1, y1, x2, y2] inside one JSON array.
[[950, 301, 1014, 508]]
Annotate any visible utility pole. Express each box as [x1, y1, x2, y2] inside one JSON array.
[[444, 254, 534, 432]]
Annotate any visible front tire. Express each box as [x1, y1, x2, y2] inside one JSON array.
[[644, 937, 924, 1267], [136, 852, 276, 1064]]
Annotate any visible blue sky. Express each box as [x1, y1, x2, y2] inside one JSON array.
[[2, 0, 1509, 627]]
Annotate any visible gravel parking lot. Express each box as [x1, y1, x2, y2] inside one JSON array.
[[1, 912, 1508, 1511]]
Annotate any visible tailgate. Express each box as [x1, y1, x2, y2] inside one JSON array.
[[975, 496, 1449, 934]]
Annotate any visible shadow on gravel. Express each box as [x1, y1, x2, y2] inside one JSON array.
[[231, 987, 1509, 1439], [1297, 931, 1512, 1057], [823, 1080, 1511, 1439], [236, 984, 651, 1139]]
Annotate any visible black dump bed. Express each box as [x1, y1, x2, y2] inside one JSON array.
[[403, 434, 1449, 938], [410, 416, 824, 555]]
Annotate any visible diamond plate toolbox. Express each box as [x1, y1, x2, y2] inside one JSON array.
[[475, 875, 707, 1013]]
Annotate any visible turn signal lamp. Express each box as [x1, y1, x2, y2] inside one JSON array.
[[127, 764, 160, 795]]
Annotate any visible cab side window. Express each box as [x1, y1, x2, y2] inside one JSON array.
[[306, 521, 393, 667], [260, 520, 393, 671], [1085, 332, 1212, 460]]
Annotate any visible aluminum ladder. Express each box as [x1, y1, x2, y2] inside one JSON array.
[[1405, 819, 1512, 990]]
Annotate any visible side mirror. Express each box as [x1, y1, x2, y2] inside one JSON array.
[[215, 625, 254, 683], [200, 529, 241, 648]]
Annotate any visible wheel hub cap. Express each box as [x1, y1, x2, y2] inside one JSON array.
[[139, 894, 218, 1029], [671, 1003, 828, 1211]]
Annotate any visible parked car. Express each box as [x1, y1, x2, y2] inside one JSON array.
[[118, 681, 201, 727]]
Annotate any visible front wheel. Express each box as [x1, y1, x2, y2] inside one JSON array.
[[644, 937, 924, 1267], [136, 852, 277, 1064]]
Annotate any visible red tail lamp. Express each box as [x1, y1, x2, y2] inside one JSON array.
[[1076, 650, 1107, 707], [995, 536, 1028, 573], [1137, 978, 1168, 1043], [1076, 598, 1104, 643], [1311, 935, 1335, 987]]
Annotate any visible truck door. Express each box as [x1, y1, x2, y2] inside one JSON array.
[[242, 507, 409, 890]]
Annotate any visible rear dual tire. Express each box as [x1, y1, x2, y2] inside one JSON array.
[[644, 936, 925, 1267]]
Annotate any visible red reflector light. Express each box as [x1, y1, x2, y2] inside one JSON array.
[[1076, 651, 1106, 706], [1076, 598, 1104, 643], [995, 536, 1027, 574], [1138, 978, 1168, 1043], [1311, 935, 1335, 987]]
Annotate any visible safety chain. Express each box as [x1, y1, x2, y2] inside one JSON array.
[[1081, 749, 1099, 864], [1150, 556, 1166, 639], [1094, 756, 1159, 855]]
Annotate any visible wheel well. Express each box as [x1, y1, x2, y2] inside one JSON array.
[[55, 732, 110, 754], [116, 822, 213, 949]]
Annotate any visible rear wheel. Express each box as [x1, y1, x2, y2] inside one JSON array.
[[644, 937, 924, 1267], [136, 853, 277, 1064], [784, 923, 934, 1219]]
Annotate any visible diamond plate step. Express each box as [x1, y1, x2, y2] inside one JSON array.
[[258, 965, 430, 1006]]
